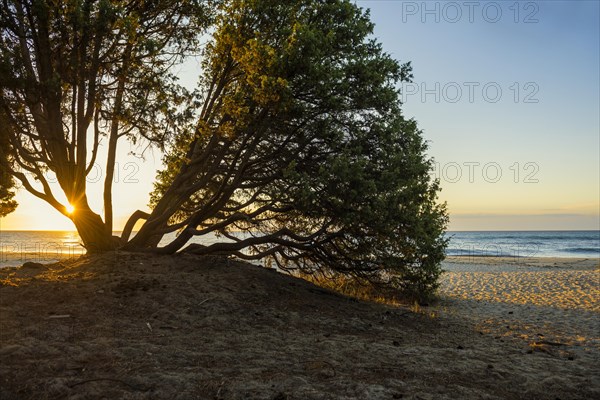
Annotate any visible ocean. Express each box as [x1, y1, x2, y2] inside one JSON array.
[[0, 230, 598, 268], [446, 231, 600, 259]]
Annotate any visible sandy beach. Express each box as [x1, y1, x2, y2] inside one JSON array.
[[0, 251, 82, 268], [438, 256, 599, 378], [0, 253, 598, 399]]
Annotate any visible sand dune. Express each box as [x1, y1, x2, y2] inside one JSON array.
[[0, 254, 598, 399]]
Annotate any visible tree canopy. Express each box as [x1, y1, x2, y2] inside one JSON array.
[[0, 130, 17, 217], [0, 0, 212, 247], [1, 0, 448, 297]]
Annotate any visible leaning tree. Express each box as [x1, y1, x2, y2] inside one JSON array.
[[1, 0, 448, 296]]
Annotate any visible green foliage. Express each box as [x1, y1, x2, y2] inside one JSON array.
[[1, 0, 447, 295], [148, 0, 448, 297], [0, 133, 17, 218], [0, 0, 213, 149], [0, 0, 215, 248]]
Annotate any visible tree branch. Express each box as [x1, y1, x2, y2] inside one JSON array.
[[121, 210, 151, 243]]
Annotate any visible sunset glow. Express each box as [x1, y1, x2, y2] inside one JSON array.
[[0, 2, 598, 397]]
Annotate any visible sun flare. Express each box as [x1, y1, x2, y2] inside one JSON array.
[[66, 203, 75, 214]]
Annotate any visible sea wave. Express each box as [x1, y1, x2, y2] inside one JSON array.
[[560, 247, 600, 254], [451, 236, 596, 243], [445, 248, 532, 257]]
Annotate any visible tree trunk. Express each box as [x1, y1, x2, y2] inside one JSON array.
[[70, 205, 117, 253]]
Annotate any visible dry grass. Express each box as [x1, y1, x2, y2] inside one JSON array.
[[292, 271, 432, 308]]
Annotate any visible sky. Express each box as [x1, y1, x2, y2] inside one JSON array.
[[1, 0, 599, 231]]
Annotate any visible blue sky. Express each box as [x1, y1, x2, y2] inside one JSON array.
[[2, 0, 598, 231], [357, 0, 600, 230]]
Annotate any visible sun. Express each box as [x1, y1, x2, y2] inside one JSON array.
[[66, 203, 75, 214]]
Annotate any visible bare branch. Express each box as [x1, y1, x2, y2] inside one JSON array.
[[121, 210, 151, 242]]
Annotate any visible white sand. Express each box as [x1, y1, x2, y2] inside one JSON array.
[[437, 256, 600, 354]]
